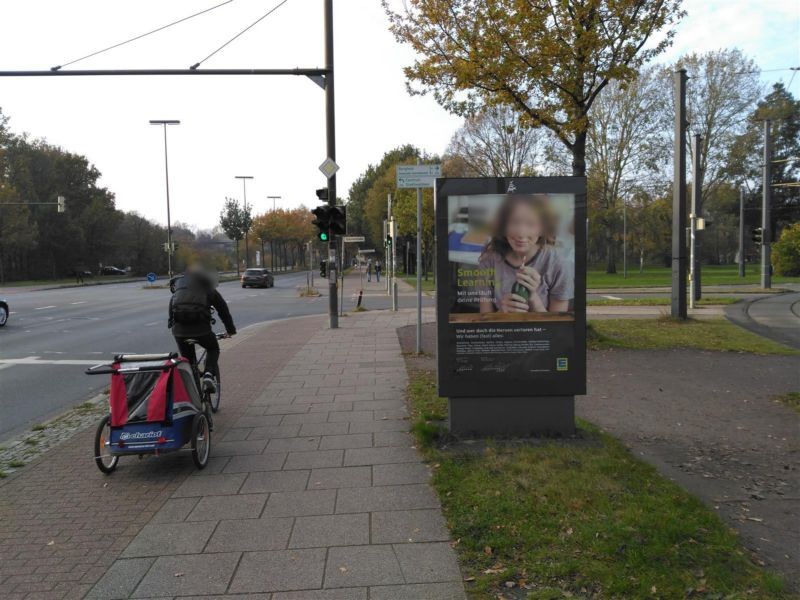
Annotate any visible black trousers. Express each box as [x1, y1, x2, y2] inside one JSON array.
[[175, 333, 220, 379]]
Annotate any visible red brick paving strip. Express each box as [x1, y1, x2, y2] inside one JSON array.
[[0, 316, 323, 600]]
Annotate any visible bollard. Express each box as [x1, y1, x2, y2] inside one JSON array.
[[357, 289, 363, 308]]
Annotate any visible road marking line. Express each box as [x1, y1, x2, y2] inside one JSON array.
[[0, 357, 101, 366], [34, 305, 57, 310], [144, 321, 160, 326], [602, 295, 623, 300], [70, 301, 87, 305], [0, 363, 12, 371]]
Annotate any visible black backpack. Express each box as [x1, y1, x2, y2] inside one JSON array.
[[171, 274, 211, 324]]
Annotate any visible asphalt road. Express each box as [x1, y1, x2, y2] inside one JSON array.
[[725, 291, 800, 350], [0, 272, 430, 444]]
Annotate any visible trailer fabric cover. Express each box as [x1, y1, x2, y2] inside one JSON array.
[[109, 363, 128, 427]]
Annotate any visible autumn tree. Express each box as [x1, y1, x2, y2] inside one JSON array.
[[727, 83, 800, 237], [384, 0, 684, 176], [678, 49, 763, 202], [587, 66, 671, 272], [347, 145, 419, 249], [445, 105, 544, 177]]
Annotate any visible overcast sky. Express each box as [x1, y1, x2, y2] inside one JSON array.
[[0, 0, 797, 230]]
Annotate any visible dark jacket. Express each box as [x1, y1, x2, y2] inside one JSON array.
[[169, 275, 236, 338]]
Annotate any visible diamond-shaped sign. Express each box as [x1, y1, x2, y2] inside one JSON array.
[[319, 157, 340, 179]]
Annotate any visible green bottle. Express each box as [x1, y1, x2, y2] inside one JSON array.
[[511, 256, 529, 301]]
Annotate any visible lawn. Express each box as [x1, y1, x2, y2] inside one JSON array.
[[587, 296, 740, 306], [406, 369, 788, 598], [588, 318, 798, 355], [588, 264, 800, 289], [402, 274, 437, 292]]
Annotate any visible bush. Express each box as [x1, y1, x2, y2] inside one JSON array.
[[773, 223, 800, 276]]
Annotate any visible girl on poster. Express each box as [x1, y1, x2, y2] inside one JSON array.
[[478, 194, 573, 314]]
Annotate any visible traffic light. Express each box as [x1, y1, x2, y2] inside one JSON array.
[[752, 227, 763, 245], [57, 196, 66, 213], [311, 205, 332, 241], [386, 234, 392, 247], [320, 260, 327, 278], [330, 205, 346, 235]]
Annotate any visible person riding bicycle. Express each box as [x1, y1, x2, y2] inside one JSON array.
[[168, 265, 236, 394]]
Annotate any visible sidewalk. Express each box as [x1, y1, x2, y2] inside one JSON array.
[[0, 311, 464, 599]]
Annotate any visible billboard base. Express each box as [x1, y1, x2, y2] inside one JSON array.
[[448, 396, 575, 437]]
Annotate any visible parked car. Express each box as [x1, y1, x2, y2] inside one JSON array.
[[0, 297, 9, 327], [100, 266, 126, 276], [241, 268, 274, 288]]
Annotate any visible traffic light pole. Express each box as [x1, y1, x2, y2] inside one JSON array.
[[325, 0, 338, 329]]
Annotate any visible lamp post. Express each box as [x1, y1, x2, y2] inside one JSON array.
[[235, 175, 254, 269], [150, 119, 180, 278], [266, 196, 281, 271]]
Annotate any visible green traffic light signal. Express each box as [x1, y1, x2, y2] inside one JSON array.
[[319, 231, 329, 241]]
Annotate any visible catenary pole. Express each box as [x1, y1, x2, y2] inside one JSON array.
[[671, 69, 688, 319], [325, 0, 338, 328], [416, 159, 423, 353], [762, 120, 772, 289]]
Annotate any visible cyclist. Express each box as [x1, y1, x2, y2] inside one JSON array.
[[168, 265, 236, 393]]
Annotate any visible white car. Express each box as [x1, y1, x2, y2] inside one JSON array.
[[0, 297, 8, 327]]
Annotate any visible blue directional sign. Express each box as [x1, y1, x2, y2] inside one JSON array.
[[146, 272, 157, 283]]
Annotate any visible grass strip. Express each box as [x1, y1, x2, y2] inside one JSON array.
[[401, 275, 437, 292], [405, 370, 788, 598], [588, 297, 739, 306], [587, 265, 800, 289], [588, 318, 798, 355]]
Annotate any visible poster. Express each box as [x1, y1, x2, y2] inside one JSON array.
[[436, 177, 586, 398]]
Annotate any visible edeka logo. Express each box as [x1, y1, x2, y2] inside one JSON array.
[[556, 358, 568, 372], [120, 430, 162, 441]]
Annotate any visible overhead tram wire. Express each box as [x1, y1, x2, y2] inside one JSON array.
[[189, 0, 292, 69], [50, 0, 235, 71]]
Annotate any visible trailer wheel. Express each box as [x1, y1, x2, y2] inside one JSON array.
[[94, 417, 118, 474], [191, 413, 211, 469]]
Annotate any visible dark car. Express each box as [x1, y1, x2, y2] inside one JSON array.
[[0, 297, 8, 327], [100, 266, 126, 276], [241, 268, 274, 288]]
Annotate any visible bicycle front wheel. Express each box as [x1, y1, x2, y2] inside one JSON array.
[[210, 375, 221, 413]]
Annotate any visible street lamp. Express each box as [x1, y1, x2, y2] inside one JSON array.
[[266, 196, 282, 270], [235, 175, 254, 268], [150, 119, 180, 278]]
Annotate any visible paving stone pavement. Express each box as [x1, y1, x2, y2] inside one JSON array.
[[0, 315, 322, 599], [84, 308, 465, 599]]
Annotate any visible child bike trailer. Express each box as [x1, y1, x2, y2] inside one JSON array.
[[86, 353, 211, 474]]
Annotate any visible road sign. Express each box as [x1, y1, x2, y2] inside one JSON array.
[[146, 272, 157, 283], [397, 164, 442, 188], [343, 236, 365, 243], [358, 249, 376, 254], [319, 157, 340, 179]]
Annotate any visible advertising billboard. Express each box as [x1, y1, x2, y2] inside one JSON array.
[[436, 177, 586, 398]]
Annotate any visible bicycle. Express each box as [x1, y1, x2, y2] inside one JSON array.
[[183, 332, 227, 415]]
